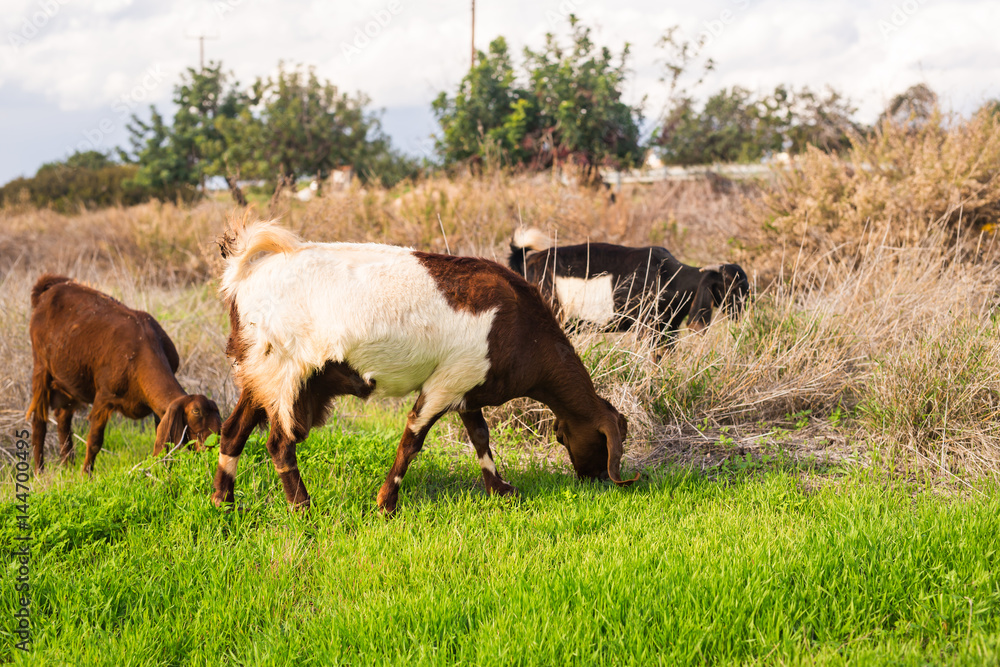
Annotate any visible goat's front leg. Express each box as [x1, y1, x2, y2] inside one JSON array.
[[460, 409, 516, 497], [376, 394, 444, 514], [81, 399, 113, 475], [55, 407, 75, 465], [212, 391, 265, 507]]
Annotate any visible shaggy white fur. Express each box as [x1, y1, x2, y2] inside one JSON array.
[[221, 221, 497, 436], [554, 274, 616, 325], [511, 227, 551, 252]]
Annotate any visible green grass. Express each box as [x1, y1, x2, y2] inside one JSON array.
[[2, 413, 999, 665]]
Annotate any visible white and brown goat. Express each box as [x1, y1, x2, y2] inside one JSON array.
[[214, 217, 637, 513], [27, 275, 222, 473]]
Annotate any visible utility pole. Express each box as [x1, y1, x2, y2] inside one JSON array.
[[186, 32, 218, 70], [470, 0, 475, 70]]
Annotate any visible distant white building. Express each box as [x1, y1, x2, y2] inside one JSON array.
[[295, 180, 318, 201], [644, 151, 664, 170]]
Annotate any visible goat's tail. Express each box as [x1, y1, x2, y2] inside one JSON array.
[[508, 227, 550, 277], [219, 211, 302, 284], [30, 274, 72, 309]]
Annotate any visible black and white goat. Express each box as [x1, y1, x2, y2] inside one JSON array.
[[508, 228, 750, 340], [213, 217, 636, 513]]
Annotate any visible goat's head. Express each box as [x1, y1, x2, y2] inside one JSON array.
[[554, 398, 638, 485], [700, 263, 750, 318], [689, 263, 751, 332], [154, 395, 222, 454]]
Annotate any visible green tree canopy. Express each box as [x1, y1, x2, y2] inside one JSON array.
[[433, 16, 644, 175], [123, 61, 415, 202], [655, 85, 862, 165], [123, 63, 245, 199], [38, 150, 114, 173], [247, 64, 412, 189]]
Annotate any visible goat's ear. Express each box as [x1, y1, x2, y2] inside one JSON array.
[[600, 415, 638, 486], [153, 397, 191, 455], [688, 272, 718, 333], [552, 417, 565, 445]]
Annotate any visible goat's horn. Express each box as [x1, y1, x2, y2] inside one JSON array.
[[700, 264, 724, 273], [602, 423, 640, 487]]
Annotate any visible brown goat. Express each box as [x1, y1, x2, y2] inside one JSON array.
[[213, 217, 638, 514], [27, 275, 222, 473]]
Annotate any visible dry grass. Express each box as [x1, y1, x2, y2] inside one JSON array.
[[4, 114, 1000, 481], [751, 107, 1000, 281]]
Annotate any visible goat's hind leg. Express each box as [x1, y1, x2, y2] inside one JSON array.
[[28, 368, 50, 474], [460, 409, 516, 497], [264, 426, 310, 508], [29, 406, 47, 475], [55, 404, 75, 465], [212, 390, 265, 507]]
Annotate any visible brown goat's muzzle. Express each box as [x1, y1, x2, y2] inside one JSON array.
[[557, 400, 639, 486]]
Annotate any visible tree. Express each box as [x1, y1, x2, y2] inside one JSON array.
[[433, 16, 644, 176], [124, 63, 247, 200], [880, 83, 938, 130], [122, 107, 198, 200], [123, 62, 416, 202], [432, 37, 527, 164], [655, 84, 862, 165], [776, 86, 861, 153], [651, 26, 863, 166], [248, 64, 409, 193], [38, 150, 114, 173]]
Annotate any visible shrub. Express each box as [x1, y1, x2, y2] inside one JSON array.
[[751, 107, 1000, 279], [0, 156, 174, 214]]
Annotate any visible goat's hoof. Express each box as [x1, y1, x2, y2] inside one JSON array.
[[290, 498, 311, 511], [376, 497, 398, 516], [375, 486, 399, 515], [210, 492, 233, 509], [489, 481, 518, 497]]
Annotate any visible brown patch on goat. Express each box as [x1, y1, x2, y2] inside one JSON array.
[[412, 251, 516, 314], [289, 361, 375, 440], [28, 275, 222, 473], [264, 361, 375, 509]]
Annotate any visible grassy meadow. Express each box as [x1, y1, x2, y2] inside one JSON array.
[[3, 112, 1000, 663], [3, 418, 1000, 665]]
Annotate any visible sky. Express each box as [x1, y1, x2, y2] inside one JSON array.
[[1, 0, 998, 184]]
